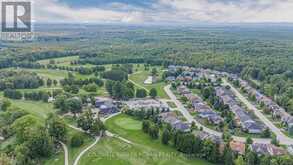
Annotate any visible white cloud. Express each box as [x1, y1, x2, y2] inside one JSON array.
[[23, 0, 293, 23], [157, 0, 293, 23]]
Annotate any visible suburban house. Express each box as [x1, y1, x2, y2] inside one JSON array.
[[229, 140, 246, 155], [215, 87, 264, 134], [166, 76, 176, 82], [177, 85, 191, 95], [251, 143, 287, 156], [196, 131, 225, 153], [237, 78, 293, 132], [95, 97, 119, 116], [168, 65, 177, 73], [177, 86, 223, 125], [125, 99, 169, 111], [159, 112, 190, 132]]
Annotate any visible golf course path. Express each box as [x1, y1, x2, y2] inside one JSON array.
[[59, 141, 69, 165], [128, 79, 149, 92], [102, 112, 133, 145], [105, 131, 133, 144], [73, 136, 101, 165]]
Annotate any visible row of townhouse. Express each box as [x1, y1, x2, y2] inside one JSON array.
[[231, 76, 293, 130], [167, 65, 219, 83], [177, 85, 223, 125], [159, 112, 191, 132], [195, 131, 287, 156], [215, 87, 265, 134], [124, 98, 169, 112], [251, 143, 287, 156]]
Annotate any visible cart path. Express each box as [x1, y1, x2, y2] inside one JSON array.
[[73, 136, 101, 165]]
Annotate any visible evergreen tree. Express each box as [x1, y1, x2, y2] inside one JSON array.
[[224, 147, 234, 165], [142, 120, 150, 133], [149, 88, 158, 98], [161, 128, 171, 145], [136, 89, 147, 98]]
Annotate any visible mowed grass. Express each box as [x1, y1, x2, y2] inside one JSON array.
[[66, 128, 95, 165], [38, 56, 96, 69], [38, 56, 79, 66], [79, 114, 213, 165], [113, 117, 142, 130], [12, 100, 57, 119], [167, 101, 177, 108], [6, 99, 95, 164], [129, 66, 169, 99], [8, 68, 68, 81]]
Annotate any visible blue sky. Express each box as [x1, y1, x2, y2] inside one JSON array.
[[58, 0, 155, 8], [31, 0, 293, 24]]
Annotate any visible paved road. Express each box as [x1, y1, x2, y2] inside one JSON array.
[[164, 85, 222, 137], [164, 85, 271, 144], [73, 136, 101, 165], [223, 79, 293, 145], [59, 141, 69, 165]]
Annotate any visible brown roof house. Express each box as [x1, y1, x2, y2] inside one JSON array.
[[229, 140, 246, 155]]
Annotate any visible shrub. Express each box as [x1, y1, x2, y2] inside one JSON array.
[[70, 133, 84, 147]]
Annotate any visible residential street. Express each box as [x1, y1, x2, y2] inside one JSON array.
[[164, 85, 271, 144], [223, 79, 293, 145]]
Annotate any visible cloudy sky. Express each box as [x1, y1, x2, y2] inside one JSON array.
[[29, 0, 293, 24]]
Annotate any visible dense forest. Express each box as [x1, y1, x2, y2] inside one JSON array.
[[0, 24, 292, 113]]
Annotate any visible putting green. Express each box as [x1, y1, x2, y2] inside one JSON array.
[[114, 117, 142, 130]]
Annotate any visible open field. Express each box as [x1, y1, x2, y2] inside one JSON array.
[[38, 56, 98, 69], [79, 114, 213, 165], [12, 100, 57, 119], [38, 56, 79, 66], [3, 68, 69, 81], [129, 66, 169, 99]]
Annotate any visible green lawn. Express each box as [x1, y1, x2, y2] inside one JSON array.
[[66, 128, 95, 165], [79, 114, 213, 165], [43, 151, 64, 165], [129, 67, 169, 99], [5, 99, 95, 165], [37, 56, 79, 66], [4, 68, 69, 81], [12, 100, 57, 119], [79, 87, 109, 97], [37, 56, 98, 69], [167, 101, 177, 108]]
